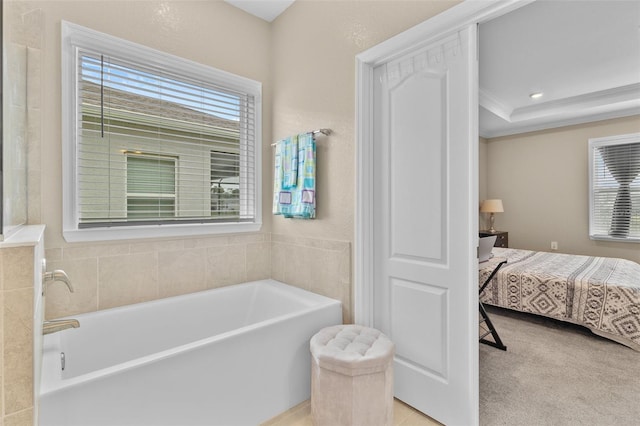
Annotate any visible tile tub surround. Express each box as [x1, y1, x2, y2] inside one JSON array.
[[271, 233, 351, 323], [44, 232, 351, 322], [44, 233, 271, 319], [0, 225, 46, 426]]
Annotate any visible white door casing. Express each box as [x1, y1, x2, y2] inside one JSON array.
[[355, 2, 534, 425]]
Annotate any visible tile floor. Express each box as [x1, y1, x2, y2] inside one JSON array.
[[262, 398, 442, 426]]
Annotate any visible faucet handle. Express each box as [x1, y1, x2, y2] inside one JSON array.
[[43, 270, 74, 293]]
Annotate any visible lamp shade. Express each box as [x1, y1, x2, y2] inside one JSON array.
[[480, 199, 504, 213]]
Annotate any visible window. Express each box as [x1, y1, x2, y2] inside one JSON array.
[[62, 22, 261, 242], [126, 154, 176, 220], [589, 133, 640, 242], [210, 150, 240, 218]]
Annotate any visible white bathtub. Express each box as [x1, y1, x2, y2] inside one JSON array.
[[39, 279, 342, 425]]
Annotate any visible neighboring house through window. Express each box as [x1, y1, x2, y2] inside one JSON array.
[[210, 150, 240, 218], [589, 133, 640, 242], [126, 154, 176, 220], [61, 22, 262, 241]]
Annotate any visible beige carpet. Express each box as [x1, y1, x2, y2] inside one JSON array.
[[480, 306, 640, 426]]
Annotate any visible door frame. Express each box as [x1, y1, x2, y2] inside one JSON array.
[[355, 0, 533, 325], [354, 0, 534, 422]]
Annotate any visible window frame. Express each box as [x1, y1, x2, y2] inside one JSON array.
[[588, 132, 640, 243], [61, 21, 262, 242], [125, 153, 177, 220]]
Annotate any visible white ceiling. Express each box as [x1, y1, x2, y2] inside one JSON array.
[[224, 0, 295, 22], [224, 0, 640, 138], [479, 0, 640, 138]]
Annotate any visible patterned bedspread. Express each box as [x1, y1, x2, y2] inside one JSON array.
[[479, 248, 640, 351]]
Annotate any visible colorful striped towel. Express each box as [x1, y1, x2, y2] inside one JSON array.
[[281, 136, 298, 190], [273, 132, 316, 219]]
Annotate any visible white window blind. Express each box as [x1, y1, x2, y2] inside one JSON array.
[[62, 22, 262, 241], [589, 133, 640, 242]]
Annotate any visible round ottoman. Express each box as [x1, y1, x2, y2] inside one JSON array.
[[309, 324, 395, 426]]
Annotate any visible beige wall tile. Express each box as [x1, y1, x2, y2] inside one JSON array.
[[98, 253, 158, 310], [271, 242, 295, 286], [283, 245, 316, 290], [129, 239, 185, 254], [271, 233, 349, 252], [305, 247, 352, 323], [44, 248, 62, 262], [3, 289, 33, 414], [4, 408, 33, 426], [45, 258, 98, 319], [183, 235, 231, 249], [246, 242, 271, 282], [271, 242, 286, 283], [63, 243, 130, 260], [229, 233, 266, 245], [206, 245, 246, 288], [1, 247, 34, 291], [271, 240, 352, 323], [158, 248, 206, 298]]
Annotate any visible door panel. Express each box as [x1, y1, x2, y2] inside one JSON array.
[[389, 70, 446, 261], [372, 26, 478, 426], [390, 278, 447, 378]]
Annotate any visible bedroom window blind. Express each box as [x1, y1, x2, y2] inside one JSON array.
[[589, 134, 640, 242], [62, 22, 262, 241]]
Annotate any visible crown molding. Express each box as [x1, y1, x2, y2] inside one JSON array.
[[510, 83, 640, 122], [480, 107, 640, 139], [478, 88, 512, 121], [480, 83, 640, 138]]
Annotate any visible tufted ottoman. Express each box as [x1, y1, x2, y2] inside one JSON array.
[[309, 325, 395, 426]]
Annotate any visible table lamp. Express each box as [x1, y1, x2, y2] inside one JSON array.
[[480, 199, 504, 233]]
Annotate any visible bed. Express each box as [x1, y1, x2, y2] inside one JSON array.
[[479, 248, 640, 351]]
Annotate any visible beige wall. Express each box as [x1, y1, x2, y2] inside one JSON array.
[[35, 0, 273, 249], [485, 115, 640, 263], [479, 137, 489, 229], [14, 0, 461, 324], [271, 0, 459, 242], [270, 0, 460, 321], [9, 0, 274, 319]]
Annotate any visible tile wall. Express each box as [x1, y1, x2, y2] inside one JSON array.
[[43, 232, 352, 322], [271, 233, 351, 323], [0, 228, 351, 426], [0, 246, 35, 426], [44, 233, 271, 319]]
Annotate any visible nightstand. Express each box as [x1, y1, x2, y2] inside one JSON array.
[[479, 231, 508, 248]]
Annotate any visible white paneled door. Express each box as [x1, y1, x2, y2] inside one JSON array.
[[371, 25, 478, 425]]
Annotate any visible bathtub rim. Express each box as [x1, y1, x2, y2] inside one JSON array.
[[40, 279, 341, 395]]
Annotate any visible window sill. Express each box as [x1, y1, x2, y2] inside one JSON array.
[[63, 221, 262, 243], [589, 234, 640, 244]]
